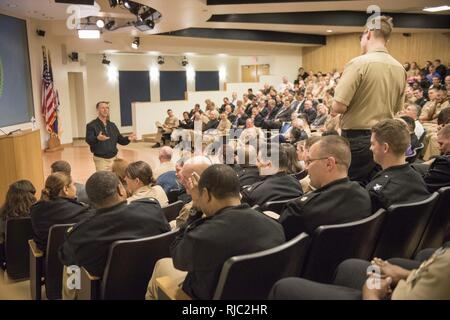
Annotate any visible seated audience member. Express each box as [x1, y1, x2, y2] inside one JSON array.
[[217, 112, 232, 135], [401, 104, 425, 140], [282, 143, 303, 174], [31, 173, 90, 251], [153, 109, 179, 148], [51, 160, 88, 203], [297, 136, 321, 193], [203, 111, 220, 132], [420, 88, 448, 122], [179, 112, 193, 129], [189, 104, 202, 119], [235, 145, 261, 188], [125, 161, 168, 207], [146, 164, 285, 300], [232, 106, 249, 130], [261, 99, 280, 129], [413, 88, 428, 108], [301, 100, 317, 125], [239, 118, 263, 146], [310, 103, 328, 131], [156, 171, 178, 196], [269, 244, 450, 300], [171, 156, 212, 229], [399, 116, 420, 154], [111, 158, 130, 196], [265, 99, 294, 130], [59, 171, 170, 298], [322, 109, 340, 133], [286, 118, 309, 143], [241, 144, 303, 207], [279, 136, 372, 240], [154, 146, 175, 179], [366, 119, 430, 211], [415, 124, 450, 192], [0, 180, 36, 265], [251, 106, 264, 128]]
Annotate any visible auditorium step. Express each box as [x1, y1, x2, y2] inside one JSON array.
[[142, 133, 157, 143]]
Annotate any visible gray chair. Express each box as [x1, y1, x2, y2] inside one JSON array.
[[302, 209, 386, 284], [213, 233, 310, 300], [415, 187, 450, 253], [79, 229, 178, 300], [373, 193, 439, 259]]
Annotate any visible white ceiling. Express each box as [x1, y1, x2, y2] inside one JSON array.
[[0, 0, 448, 56]]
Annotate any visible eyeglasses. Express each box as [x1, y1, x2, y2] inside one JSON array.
[[305, 157, 329, 166]]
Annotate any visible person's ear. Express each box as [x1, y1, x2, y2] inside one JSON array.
[[117, 183, 126, 198], [383, 142, 389, 154]]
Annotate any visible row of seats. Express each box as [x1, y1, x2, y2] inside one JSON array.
[[3, 187, 448, 299]]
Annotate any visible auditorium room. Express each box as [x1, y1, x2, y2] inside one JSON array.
[[0, 0, 449, 303]]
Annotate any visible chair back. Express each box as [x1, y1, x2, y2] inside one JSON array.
[[260, 198, 298, 215], [45, 224, 74, 300], [373, 193, 439, 259], [100, 229, 178, 299], [5, 217, 33, 279], [167, 188, 181, 204], [415, 187, 450, 253], [162, 200, 184, 222], [213, 233, 310, 300], [302, 209, 386, 284]]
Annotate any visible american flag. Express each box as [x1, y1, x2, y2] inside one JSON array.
[[41, 47, 60, 135]]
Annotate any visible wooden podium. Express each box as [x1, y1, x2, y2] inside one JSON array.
[[0, 129, 45, 204]]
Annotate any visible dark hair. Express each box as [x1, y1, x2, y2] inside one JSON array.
[[125, 161, 155, 185], [85, 171, 120, 207], [198, 164, 240, 200], [400, 115, 416, 132], [322, 130, 339, 136], [259, 143, 289, 170], [96, 101, 109, 109], [51, 160, 71, 175], [0, 180, 36, 220], [372, 119, 410, 156], [41, 172, 72, 201], [282, 144, 302, 174], [438, 107, 450, 126]]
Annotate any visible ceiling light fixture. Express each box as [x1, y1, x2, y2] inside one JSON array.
[[78, 29, 100, 39], [131, 37, 140, 49], [423, 5, 450, 12], [96, 19, 105, 28], [102, 54, 111, 65], [326, 29, 333, 33]]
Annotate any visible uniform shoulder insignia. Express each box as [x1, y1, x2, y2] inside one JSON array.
[[373, 184, 383, 191]]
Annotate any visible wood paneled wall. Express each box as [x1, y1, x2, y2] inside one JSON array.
[[303, 33, 450, 73]]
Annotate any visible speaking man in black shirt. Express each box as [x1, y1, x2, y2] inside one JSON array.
[[85, 101, 136, 171]]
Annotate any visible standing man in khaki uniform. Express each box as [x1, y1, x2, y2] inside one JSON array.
[[153, 109, 179, 148], [332, 16, 406, 184]]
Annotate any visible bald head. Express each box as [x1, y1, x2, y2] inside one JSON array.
[[180, 156, 212, 192], [159, 146, 173, 163]]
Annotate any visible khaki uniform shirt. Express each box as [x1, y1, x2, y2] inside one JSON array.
[[392, 247, 450, 300], [163, 116, 179, 133], [334, 48, 406, 130], [421, 100, 450, 121], [217, 119, 232, 135], [127, 185, 169, 207]]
